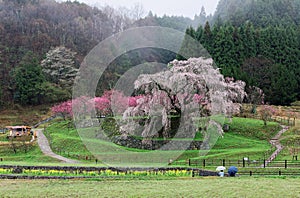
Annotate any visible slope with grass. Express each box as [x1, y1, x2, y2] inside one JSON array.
[[36, 129, 79, 163], [43, 117, 281, 165], [277, 123, 300, 161], [43, 120, 94, 161], [0, 133, 60, 165], [0, 105, 51, 128], [176, 118, 281, 162]]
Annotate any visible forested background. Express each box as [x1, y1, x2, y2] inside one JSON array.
[[185, 0, 300, 105], [0, 0, 299, 107]]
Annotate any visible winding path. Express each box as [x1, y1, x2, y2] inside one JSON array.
[[260, 125, 289, 167], [36, 129, 79, 163]]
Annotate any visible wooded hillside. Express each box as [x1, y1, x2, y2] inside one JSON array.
[[185, 0, 300, 105], [0, 0, 299, 107], [0, 0, 210, 107], [0, 0, 136, 106]]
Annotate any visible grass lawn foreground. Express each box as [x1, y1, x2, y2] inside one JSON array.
[[0, 177, 299, 197]]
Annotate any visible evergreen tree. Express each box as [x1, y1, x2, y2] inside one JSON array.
[[12, 52, 45, 105], [203, 21, 213, 54], [269, 64, 298, 105]]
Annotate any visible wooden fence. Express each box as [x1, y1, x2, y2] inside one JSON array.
[[244, 114, 296, 127], [237, 170, 300, 176], [172, 158, 300, 169], [270, 116, 296, 127]]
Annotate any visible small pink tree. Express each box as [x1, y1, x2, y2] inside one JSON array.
[[72, 96, 94, 118], [51, 90, 144, 119], [94, 97, 111, 116], [103, 90, 143, 116], [258, 105, 277, 126], [51, 100, 72, 120], [52, 96, 93, 119]]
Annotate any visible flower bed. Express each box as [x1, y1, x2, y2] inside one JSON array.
[[0, 165, 204, 179]]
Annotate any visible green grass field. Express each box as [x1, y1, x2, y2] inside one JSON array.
[[0, 177, 299, 197], [277, 124, 300, 161], [0, 137, 60, 164], [38, 117, 281, 167], [176, 118, 280, 162], [0, 116, 286, 167], [43, 120, 94, 159], [0, 111, 299, 198]]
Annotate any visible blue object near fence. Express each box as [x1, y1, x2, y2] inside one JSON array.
[[228, 166, 238, 177]]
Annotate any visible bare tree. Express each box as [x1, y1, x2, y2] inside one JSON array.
[[130, 2, 145, 20]]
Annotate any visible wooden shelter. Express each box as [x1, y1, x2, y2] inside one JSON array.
[[6, 126, 32, 137]]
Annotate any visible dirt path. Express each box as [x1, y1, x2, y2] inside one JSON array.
[[261, 125, 289, 167], [36, 129, 79, 163]]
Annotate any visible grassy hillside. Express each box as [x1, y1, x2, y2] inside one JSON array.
[[0, 105, 52, 128], [176, 118, 280, 162], [277, 121, 300, 161], [0, 116, 281, 165], [44, 117, 280, 164], [44, 120, 94, 160], [0, 134, 59, 165]]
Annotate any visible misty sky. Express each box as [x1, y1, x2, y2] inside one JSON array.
[[67, 0, 220, 18]]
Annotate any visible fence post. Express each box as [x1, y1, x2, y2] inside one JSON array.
[[285, 160, 287, 169], [279, 170, 281, 176], [243, 159, 245, 168], [188, 159, 191, 166], [263, 160, 266, 168], [250, 171, 252, 176], [203, 159, 206, 168], [223, 159, 225, 167]]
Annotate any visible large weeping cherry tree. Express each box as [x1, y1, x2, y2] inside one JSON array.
[[118, 57, 247, 149]]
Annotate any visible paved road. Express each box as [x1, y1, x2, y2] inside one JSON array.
[[261, 125, 289, 167], [36, 129, 79, 163]]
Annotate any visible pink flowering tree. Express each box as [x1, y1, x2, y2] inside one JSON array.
[[52, 90, 144, 120], [52, 96, 93, 119], [120, 58, 247, 148], [52, 58, 247, 150], [51, 100, 72, 120], [100, 90, 142, 116], [225, 77, 247, 117], [258, 105, 277, 126], [93, 96, 111, 116], [72, 96, 94, 118]]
